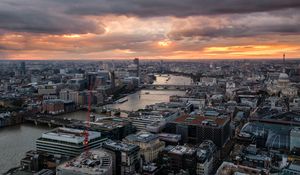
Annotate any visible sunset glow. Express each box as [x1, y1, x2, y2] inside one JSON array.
[[158, 41, 172, 47], [0, 0, 299, 60]]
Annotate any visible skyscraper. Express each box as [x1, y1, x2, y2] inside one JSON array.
[[283, 53, 286, 73], [110, 71, 115, 89], [134, 58, 139, 77], [20, 61, 26, 75]]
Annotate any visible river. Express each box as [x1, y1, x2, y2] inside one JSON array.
[[0, 124, 49, 173], [0, 74, 192, 173]]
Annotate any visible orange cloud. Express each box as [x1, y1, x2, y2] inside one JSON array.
[[1, 15, 300, 60]]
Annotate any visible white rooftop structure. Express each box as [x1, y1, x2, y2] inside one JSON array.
[[42, 127, 101, 144], [37, 127, 106, 157], [169, 145, 196, 155]]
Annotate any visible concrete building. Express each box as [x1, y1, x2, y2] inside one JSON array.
[[165, 115, 231, 147], [67, 78, 86, 91], [129, 111, 179, 133], [133, 58, 139, 77], [123, 131, 165, 163], [216, 161, 269, 175], [38, 83, 63, 95], [290, 127, 300, 151], [282, 161, 300, 175], [56, 149, 113, 175], [290, 98, 300, 112], [123, 77, 140, 89], [59, 89, 79, 104], [159, 145, 197, 174], [75, 117, 135, 140], [158, 133, 181, 145], [197, 77, 217, 86], [42, 99, 65, 115], [102, 140, 140, 175], [20, 150, 46, 172], [196, 140, 218, 175], [36, 127, 106, 157]]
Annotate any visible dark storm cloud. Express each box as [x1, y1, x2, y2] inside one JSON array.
[[63, 0, 300, 17], [1, 0, 300, 35], [168, 10, 300, 40], [168, 23, 300, 40], [0, 0, 104, 34]]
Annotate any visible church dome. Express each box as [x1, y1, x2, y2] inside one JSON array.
[[279, 73, 289, 80]]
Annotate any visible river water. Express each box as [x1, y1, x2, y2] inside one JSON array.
[[106, 74, 191, 111], [0, 74, 191, 173], [0, 124, 49, 173]]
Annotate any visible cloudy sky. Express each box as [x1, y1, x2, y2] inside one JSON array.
[[0, 0, 300, 60]]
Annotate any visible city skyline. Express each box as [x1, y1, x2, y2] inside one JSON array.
[[0, 0, 300, 60]]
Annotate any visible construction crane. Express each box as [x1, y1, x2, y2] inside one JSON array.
[[83, 87, 92, 155], [83, 74, 96, 156]]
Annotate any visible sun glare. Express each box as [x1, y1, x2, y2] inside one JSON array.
[[158, 41, 171, 47], [63, 34, 81, 38]]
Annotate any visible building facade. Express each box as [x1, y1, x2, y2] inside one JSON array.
[[36, 127, 106, 157]]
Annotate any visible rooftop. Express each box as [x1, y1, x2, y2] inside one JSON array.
[[125, 131, 159, 143], [88, 118, 130, 131], [197, 140, 217, 162], [286, 161, 300, 172], [167, 145, 196, 155], [216, 162, 268, 175], [158, 133, 181, 142], [57, 149, 112, 175], [103, 139, 139, 152], [40, 127, 101, 144], [173, 114, 229, 126]]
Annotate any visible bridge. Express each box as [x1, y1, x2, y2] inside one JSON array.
[[92, 106, 132, 114], [142, 84, 200, 90], [24, 115, 81, 127]]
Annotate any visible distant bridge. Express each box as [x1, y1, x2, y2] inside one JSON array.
[[142, 84, 200, 90], [24, 115, 80, 127], [92, 106, 132, 114]]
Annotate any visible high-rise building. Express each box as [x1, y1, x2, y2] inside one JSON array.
[[133, 58, 139, 77], [110, 71, 115, 89], [102, 140, 140, 175], [20, 61, 26, 75], [42, 99, 65, 115], [159, 145, 197, 174], [82, 117, 135, 140], [87, 72, 98, 89], [160, 60, 164, 73], [36, 127, 107, 157], [196, 140, 218, 175], [290, 127, 300, 151], [59, 89, 79, 104], [123, 131, 165, 163], [164, 115, 231, 147], [56, 149, 113, 175]]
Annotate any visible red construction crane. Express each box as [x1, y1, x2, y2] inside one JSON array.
[[83, 82, 94, 155]]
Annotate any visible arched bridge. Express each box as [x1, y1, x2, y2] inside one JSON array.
[[142, 84, 199, 90]]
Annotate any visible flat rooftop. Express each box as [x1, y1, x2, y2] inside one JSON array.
[[103, 139, 139, 152], [88, 118, 130, 130], [41, 127, 101, 144], [167, 145, 196, 155], [158, 133, 181, 142], [287, 161, 300, 172], [125, 131, 158, 143], [57, 149, 112, 175], [173, 114, 229, 126], [216, 161, 268, 175]]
